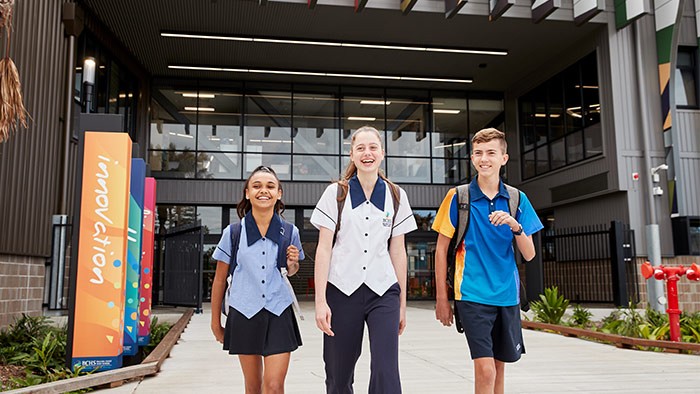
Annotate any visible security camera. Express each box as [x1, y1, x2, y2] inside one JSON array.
[[651, 164, 668, 174]]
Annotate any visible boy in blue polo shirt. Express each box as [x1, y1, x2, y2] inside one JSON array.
[[432, 128, 543, 394]]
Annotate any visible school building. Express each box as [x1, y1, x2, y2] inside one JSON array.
[[1, 0, 699, 327]]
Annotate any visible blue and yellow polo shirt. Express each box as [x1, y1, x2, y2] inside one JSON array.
[[432, 180, 543, 307]]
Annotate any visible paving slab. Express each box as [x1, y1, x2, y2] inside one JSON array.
[[98, 302, 699, 394]]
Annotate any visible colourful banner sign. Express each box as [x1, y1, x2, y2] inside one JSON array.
[[70, 132, 132, 372], [123, 159, 145, 356], [138, 177, 156, 345]]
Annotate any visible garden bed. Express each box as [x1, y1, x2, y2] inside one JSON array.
[[2, 309, 193, 393], [522, 320, 700, 354]]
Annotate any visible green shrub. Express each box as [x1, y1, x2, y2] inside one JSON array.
[[141, 316, 172, 357], [0, 314, 56, 364], [680, 311, 700, 343], [600, 303, 646, 338], [530, 286, 569, 325], [568, 304, 593, 327]]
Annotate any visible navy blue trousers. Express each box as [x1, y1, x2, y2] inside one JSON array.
[[324, 282, 401, 394]]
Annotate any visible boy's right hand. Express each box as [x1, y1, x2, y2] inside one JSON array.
[[315, 301, 335, 336], [435, 298, 454, 327]]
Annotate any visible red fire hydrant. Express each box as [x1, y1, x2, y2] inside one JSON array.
[[641, 262, 700, 342]]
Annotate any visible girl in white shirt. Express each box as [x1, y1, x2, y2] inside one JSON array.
[[311, 126, 417, 394]]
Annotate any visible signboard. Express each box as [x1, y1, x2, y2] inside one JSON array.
[[68, 132, 132, 372], [138, 177, 157, 345], [123, 159, 145, 356]]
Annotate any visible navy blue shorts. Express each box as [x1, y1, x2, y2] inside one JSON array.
[[454, 301, 524, 362], [223, 305, 302, 356]]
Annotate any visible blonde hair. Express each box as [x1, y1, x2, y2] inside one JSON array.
[[337, 126, 397, 201], [472, 128, 507, 153]]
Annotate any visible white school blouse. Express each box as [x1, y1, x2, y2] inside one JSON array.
[[311, 176, 417, 296]]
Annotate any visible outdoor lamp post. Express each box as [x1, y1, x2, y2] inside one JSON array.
[[82, 57, 96, 113], [646, 163, 669, 312]]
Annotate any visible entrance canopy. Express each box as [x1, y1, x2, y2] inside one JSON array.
[[80, 0, 603, 91]]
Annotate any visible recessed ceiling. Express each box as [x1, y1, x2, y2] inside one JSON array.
[[80, 0, 603, 91]]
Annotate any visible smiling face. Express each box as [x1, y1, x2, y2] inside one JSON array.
[[349, 130, 385, 175], [245, 171, 282, 212], [471, 139, 508, 179]]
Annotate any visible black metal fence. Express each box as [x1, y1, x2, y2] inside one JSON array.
[[161, 223, 204, 312], [541, 220, 638, 305]]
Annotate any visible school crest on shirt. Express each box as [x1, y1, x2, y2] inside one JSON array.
[[382, 211, 392, 227]]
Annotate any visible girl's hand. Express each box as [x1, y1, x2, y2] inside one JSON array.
[[211, 321, 225, 344], [286, 245, 300, 276], [399, 304, 407, 335], [315, 301, 334, 336]]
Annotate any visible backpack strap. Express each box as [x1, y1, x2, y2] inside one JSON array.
[[276, 220, 295, 269], [228, 222, 242, 277], [387, 181, 400, 238], [504, 184, 521, 220], [333, 182, 346, 245], [223, 222, 242, 316], [453, 183, 471, 250]]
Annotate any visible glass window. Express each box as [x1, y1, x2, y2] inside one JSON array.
[[303, 209, 316, 231], [155, 205, 196, 234], [432, 158, 468, 184], [243, 153, 291, 180], [519, 52, 601, 179], [197, 206, 222, 235], [386, 91, 430, 157], [584, 123, 603, 157], [432, 95, 468, 159], [196, 92, 243, 152], [563, 65, 583, 133], [550, 138, 566, 170], [676, 47, 698, 108], [520, 99, 536, 152], [566, 130, 584, 163], [523, 150, 535, 179], [387, 157, 431, 183], [468, 97, 503, 133], [535, 145, 549, 175], [293, 90, 340, 155], [293, 155, 339, 181], [150, 90, 197, 151], [548, 75, 566, 140], [413, 210, 437, 231], [280, 208, 295, 225], [245, 89, 292, 153], [198, 152, 242, 179], [341, 88, 386, 154]]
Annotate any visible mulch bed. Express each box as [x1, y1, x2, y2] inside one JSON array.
[[0, 364, 26, 390]]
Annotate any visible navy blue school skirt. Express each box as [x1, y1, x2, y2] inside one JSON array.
[[223, 305, 302, 356]]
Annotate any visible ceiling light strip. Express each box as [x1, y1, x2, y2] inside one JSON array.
[[169, 65, 472, 84], [161, 31, 507, 56]]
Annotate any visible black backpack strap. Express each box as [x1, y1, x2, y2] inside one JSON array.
[[277, 220, 295, 269], [228, 222, 242, 276], [223, 222, 242, 316], [387, 181, 400, 237]]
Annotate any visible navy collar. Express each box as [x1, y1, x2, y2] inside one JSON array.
[[469, 176, 510, 201], [349, 175, 386, 210], [244, 211, 284, 246]]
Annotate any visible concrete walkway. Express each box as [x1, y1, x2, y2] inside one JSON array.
[[100, 302, 698, 394]]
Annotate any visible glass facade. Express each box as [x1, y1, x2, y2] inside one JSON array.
[[75, 32, 139, 137], [149, 84, 504, 184], [519, 52, 602, 179]]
